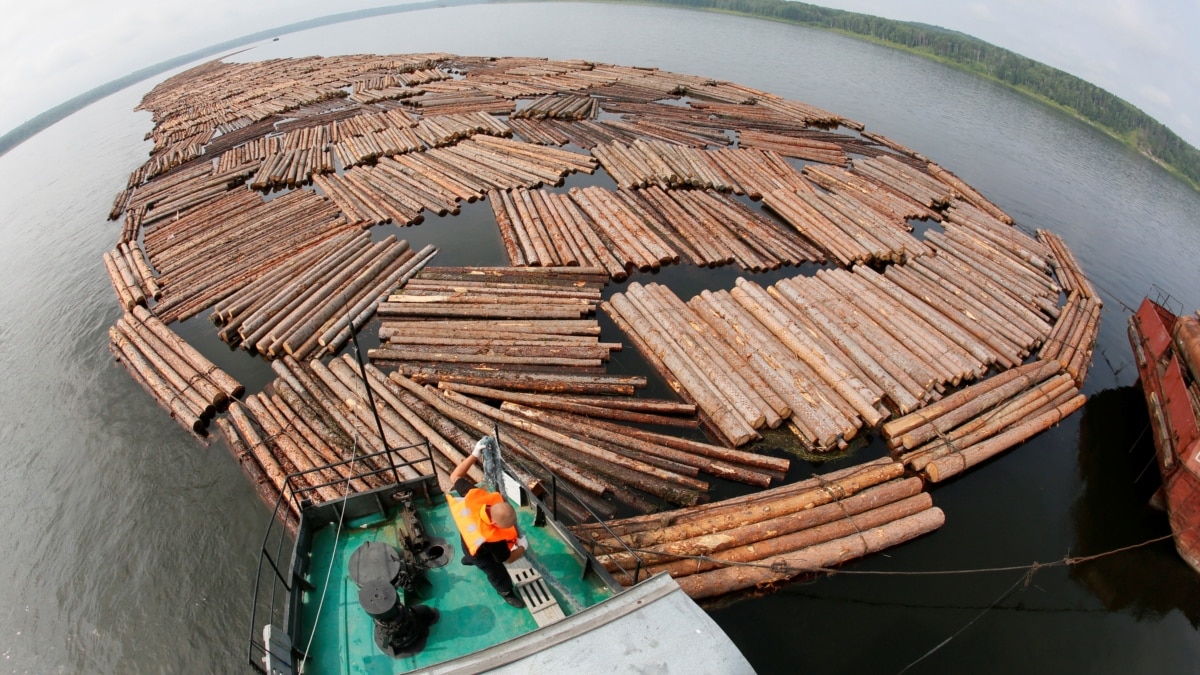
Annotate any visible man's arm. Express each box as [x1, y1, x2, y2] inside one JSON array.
[[449, 453, 478, 485], [506, 536, 528, 563]]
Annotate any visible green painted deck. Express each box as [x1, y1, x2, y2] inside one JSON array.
[[295, 495, 615, 674]]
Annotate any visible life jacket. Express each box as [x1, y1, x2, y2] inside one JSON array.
[[447, 488, 518, 556]]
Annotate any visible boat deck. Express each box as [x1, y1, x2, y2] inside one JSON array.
[[294, 495, 615, 674]]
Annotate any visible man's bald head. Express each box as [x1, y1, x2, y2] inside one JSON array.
[[489, 501, 516, 528]]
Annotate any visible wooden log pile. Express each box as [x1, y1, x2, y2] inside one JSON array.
[[927, 162, 1013, 224], [607, 254, 1070, 452], [570, 458, 943, 599], [209, 231, 437, 359], [144, 190, 355, 323], [513, 94, 599, 120], [1037, 292, 1101, 386], [622, 187, 823, 271], [401, 377, 710, 509], [107, 306, 242, 437], [803, 164, 941, 222], [508, 116, 727, 150], [217, 356, 463, 504], [606, 282, 775, 447], [103, 242, 160, 311], [405, 91, 515, 115], [487, 187, 625, 277], [373, 266, 616, 373], [852, 155, 954, 208], [118, 162, 249, 239], [738, 129, 848, 166], [592, 139, 737, 190], [884, 360, 1085, 482], [762, 182, 931, 265], [249, 147, 335, 190], [565, 186, 678, 273], [1038, 229, 1100, 301]]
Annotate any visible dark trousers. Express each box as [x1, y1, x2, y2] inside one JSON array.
[[461, 537, 514, 596]]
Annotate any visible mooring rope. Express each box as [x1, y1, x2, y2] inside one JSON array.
[[299, 431, 362, 674]]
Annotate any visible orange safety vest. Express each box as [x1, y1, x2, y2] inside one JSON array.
[[447, 488, 518, 556]]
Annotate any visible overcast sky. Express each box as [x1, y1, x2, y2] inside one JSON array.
[[2, 0, 1197, 146]]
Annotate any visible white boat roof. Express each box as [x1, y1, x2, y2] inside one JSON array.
[[413, 573, 754, 674]]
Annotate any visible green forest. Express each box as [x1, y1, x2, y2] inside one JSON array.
[[619, 0, 1200, 187]]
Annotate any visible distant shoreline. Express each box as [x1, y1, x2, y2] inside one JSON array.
[[0, 0, 471, 159], [5, 0, 1195, 192]]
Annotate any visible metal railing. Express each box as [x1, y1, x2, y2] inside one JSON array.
[[245, 441, 436, 673]]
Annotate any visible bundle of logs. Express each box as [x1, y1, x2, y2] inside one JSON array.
[[570, 458, 944, 600], [489, 185, 822, 276], [803, 164, 940, 222], [607, 249, 1067, 451], [372, 266, 616, 373], [103, 242, 161, 310], [143, 190, 356, 323], [419, 381, 786, 513], [762, 181, 931, 265], [592, 139, 811, 194], [737, 129, 849, 166], [851, 155, 955, 208], [248, 148, 336, 190], [209, 232, 436, 360], [884, 360, 1085, 482], [216, 355, 469, 515], [108, 306, 243, 437], [512, 94, 599, 120], [315, 136, 597, 227], [117, 162, 252, 241], [507, 117, 729, 150]]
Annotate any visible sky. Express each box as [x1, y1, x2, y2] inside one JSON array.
[[1, 0, 1197, 146]]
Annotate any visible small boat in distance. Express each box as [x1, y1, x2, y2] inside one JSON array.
[[245, 438, 754, 673], [1127, 294, 1200, 574]]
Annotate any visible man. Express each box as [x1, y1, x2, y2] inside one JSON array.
[[447, 439, 529, 608]]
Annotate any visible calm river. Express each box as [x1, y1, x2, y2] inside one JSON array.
[[1, 3, 1198, 672]]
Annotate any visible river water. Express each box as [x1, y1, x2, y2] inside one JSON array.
[[1, 3, 1198, 672]]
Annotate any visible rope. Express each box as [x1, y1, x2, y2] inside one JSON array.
[[599, 529, 1181, 580], [896, 570, 1031, 675], [298, 431, 363, 674]]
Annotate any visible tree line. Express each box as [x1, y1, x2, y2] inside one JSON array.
[[630, 0, 1200, 187]]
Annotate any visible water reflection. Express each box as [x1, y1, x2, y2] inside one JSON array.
[[1071, 386, 1200, 627]]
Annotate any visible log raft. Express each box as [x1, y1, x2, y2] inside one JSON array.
[[102, 53, 1108, 603]]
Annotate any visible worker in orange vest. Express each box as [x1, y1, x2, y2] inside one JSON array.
[[448, 439, 528, 608]]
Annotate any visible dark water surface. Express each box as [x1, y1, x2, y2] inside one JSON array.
[[2, 3, 1199, 672]]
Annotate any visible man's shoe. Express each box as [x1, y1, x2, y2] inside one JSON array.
[[460, 556, 474, 567], [501, 592, 526, 608]]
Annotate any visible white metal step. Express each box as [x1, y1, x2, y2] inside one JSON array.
[[505, 558, 566, 627]]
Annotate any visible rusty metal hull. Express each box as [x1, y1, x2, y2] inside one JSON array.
[[1128, 297, 1200, 574]]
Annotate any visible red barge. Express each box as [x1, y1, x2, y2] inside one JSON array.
[[1128, 296, 1200, 574]]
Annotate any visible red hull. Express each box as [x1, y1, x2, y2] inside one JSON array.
[[1128, 298, 1200, 573]]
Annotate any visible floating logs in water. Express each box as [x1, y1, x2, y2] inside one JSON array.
[[210, 232, 436, 360], [374, 266, 615, 373], [490, 184, 823, 277], [1038, 229, 1101, 302], [608, 256, 1064, 450], [570, 458, 944, 599], [1037, 292, 1102, 386], [883, 359, 1085, 482], [315, 136, 597, 227], [145, 189, 356, 323], [762, 180, 931, 265], [107, 306, 242, 437], [101, 53, 1110, 602]]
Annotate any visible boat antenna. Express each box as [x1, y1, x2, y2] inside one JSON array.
[[349, 325, 392, 461]]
